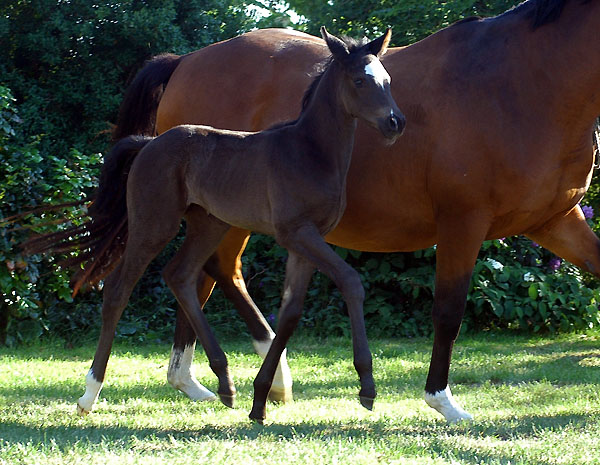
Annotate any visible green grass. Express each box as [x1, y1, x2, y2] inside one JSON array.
[[1, 331, 600, 464]]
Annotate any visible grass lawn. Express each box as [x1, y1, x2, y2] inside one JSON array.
[[1, 331, 599, 464]]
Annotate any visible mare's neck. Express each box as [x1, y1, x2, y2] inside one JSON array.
[[295, 61, 357, 175]]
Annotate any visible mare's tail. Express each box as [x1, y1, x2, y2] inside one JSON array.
[[112, 53, 182, 141], [23, 136, 153, 294]]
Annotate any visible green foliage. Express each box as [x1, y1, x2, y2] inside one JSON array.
[[0, 0, 256, 345], [1, 0, 255, 157], [466, 237, 600, 333], [260, 0, 520, 44], [2, 0, 599, 345], [0, 85, 101, 346]]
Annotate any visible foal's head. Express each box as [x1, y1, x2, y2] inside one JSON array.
[[322, 27, 405, 142]]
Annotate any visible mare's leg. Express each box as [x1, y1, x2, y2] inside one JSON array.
[[78, 215, 181, 415], [249, 224, 374, 422], [168, 227, 293, 402], [424, 213, 488, 422], [162, 206, 235, 407], [526, 205, 600, 276], [249, 252, 314, 423]]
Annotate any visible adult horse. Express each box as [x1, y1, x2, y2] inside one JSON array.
[[97, 0, 600, 422]]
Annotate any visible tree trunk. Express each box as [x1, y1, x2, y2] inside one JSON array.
[[0, 304, 9, 346]]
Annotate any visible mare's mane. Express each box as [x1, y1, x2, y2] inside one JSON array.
[[267, 35, 369, 131], [499, 0, 591, 28], [451, 0, 591, 31]]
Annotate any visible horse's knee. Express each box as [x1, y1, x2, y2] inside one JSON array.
[[100, 277, 129, 325], [162, 265, 194, 294], [338, 269, 365, 304], [278, 304, 303, 334]]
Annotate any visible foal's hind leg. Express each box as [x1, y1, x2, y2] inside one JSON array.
[[167, 278, 218, 403], [168, 227, 293, 403], [162, 206, 236, 407], [203, 240, 293, 403], [77, 218, 181, 415]]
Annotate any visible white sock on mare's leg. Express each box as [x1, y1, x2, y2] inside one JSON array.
[[253, 335, 293, 403], [424, 385, 473, 423], [167, 343, 217, 401], [77, 368, 103, 416]]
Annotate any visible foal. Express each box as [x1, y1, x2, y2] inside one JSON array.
[[73, 27, 404, 421]]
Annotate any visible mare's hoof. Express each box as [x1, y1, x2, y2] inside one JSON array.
[[76, 402, 90, 416], [219, 393, 236, 408], [359, 395, 375, 411], [268, 386, 293, 403]]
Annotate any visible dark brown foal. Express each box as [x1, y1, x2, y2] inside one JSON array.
[[68, 27, 404, 421]]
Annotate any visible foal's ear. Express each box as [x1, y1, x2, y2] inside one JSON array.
[[367, 28, 392, 57], [321, 26, 349, 60]]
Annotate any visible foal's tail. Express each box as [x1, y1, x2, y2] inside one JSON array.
[[112, 53, 182, 141], [23, 136, 153, 295]]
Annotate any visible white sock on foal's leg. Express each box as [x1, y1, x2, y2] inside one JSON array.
[[77, 368, 103, 416]]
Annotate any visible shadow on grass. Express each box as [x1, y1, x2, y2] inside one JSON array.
[[0, 410, 597, 465]]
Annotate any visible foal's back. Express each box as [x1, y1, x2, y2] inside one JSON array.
[[130, 123, 344, 236]]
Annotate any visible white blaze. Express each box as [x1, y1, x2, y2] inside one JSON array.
[[364, 59, 391, 88]]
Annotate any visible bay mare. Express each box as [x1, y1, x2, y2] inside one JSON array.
[[27, 28, 403, 422], [105, 0, 600, 422]]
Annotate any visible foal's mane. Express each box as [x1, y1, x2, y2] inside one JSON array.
[[267, 35, 369, 131]]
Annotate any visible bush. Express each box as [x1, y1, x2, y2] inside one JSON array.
[[0, 85, 101, 346], [2, 0, 599, 345]]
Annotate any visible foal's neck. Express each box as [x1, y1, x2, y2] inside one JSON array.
[[295, 61, 357, 174]]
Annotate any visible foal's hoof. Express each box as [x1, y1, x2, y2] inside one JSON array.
[[359, 395, 375, 411], [268, 386, 293, 403], [76, 402, 90, 416], [249, 404, 267, 424], [219, 393, 236, 408], [248, 410, 265, 424]]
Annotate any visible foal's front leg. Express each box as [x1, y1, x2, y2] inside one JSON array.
[[249, 252, 314, 422], [277, 225, 375, 410], [249, 225, 375, 422]]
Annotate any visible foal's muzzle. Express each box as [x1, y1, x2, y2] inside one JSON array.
[[379, 110, 406, 142], [389, 112, 405, 134]]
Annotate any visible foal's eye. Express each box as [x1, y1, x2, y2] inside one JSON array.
[[353, 78, 364, 88]]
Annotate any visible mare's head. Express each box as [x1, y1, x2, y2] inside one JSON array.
[[321, 26, 405, 142]]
